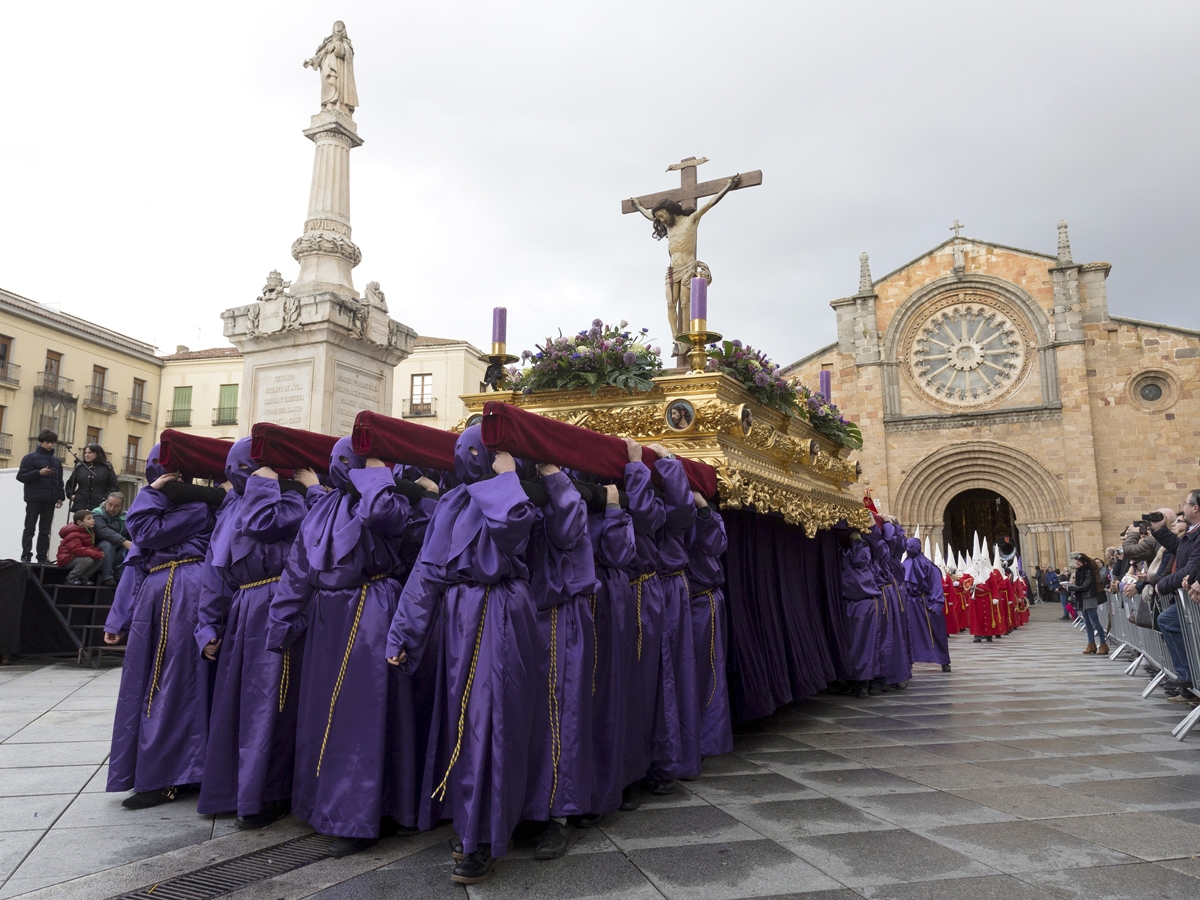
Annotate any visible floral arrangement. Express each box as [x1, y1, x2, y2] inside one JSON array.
[[705, 339, 800, 416], [509, 319, 664, 395], [796, 383, 864, 450]]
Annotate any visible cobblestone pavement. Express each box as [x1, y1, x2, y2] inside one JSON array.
[[4, 603, 1200, 899]]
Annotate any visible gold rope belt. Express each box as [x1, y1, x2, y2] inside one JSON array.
[[432, 585, 491, 801], [548, 606, 562, 808], [145, 558, 204, 718], [240, 575, 281, 590], [630, 573, 655, 661], [693, 588, 719, 708], [588, 594, 597, 696], [237, 576, 288, 711], [890, 580, 905, 614], [316, 573, 390, 777]]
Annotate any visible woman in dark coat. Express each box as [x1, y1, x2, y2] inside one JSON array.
[[1065, 552, 1107, 654], [66, 444, 120, 512]]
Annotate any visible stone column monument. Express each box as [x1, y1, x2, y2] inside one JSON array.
[[221, 21, 415, 436]]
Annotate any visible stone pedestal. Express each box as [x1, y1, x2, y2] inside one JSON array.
[[222, 287, 415, 435]]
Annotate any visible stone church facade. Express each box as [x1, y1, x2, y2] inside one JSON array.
[[785, 223, 1200, 570]]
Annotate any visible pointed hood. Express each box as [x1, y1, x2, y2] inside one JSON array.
[[224, 437, 258, 496]]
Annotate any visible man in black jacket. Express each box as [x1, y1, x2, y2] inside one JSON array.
[[91, 492, 130, 587], [1152, 492, 1200, 701], [16, 430, 65, 564]]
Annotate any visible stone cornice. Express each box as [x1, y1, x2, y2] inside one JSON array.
[[884, 402, 1063, 432]]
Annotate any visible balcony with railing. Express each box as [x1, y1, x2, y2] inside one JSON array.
[[122, 457, 146, 477], [83, 385, 118, 413], [212, 407, 238, 427], [127, 397, 153, 421], [0, 361, 20, 387], [0, 433, 12, 457], [165, 408, 192, 428], [401, 397, 437, 418], [35, 371, 75, 398]]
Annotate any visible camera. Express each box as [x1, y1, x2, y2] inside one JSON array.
[[1141, 512, 1165, 524]]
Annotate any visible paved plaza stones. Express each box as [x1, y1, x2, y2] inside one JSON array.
[[4, 604, 1200, 899]]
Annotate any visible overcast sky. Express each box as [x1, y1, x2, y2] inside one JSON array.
[[4, 1, 1198, 367]]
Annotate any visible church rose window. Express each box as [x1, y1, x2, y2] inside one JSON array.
[[904, 296, 1030, 409], [1139, 383, 1163, 402]]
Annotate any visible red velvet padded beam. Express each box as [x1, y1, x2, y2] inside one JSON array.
[[159, 429, 234, 481], [250, 423, 338, 475], [351, 410, 457, 471], [479, 400, 717, 497]]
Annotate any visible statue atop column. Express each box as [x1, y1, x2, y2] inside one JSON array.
[[304, 21, 359, 114]]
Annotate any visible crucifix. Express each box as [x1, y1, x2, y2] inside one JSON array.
[[950, 218, 965, 238], [624, 157, 762, 365]]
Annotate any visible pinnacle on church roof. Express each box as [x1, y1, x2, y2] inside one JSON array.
[[858, 252, 873, 294], [1057, 220, 1073, 265]]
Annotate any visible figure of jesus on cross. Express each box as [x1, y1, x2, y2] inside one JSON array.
[[625, 157, 761, 365]]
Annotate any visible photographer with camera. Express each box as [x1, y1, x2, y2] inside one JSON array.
[[1149, 493, 1200, 703]]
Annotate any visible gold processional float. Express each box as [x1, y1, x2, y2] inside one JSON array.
[[455, 305, 871, 540]]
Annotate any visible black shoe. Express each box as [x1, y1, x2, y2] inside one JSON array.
[[890, 681, 908, 690], [103, 578, 117, 587], [235, 801, 288, 830], [570, 813, 604, 828], [856, 685, 870, 699], [941, 664, 952, 673], [649, 779, 678, 795], [534, 821, 569, 860], [451, 845, 495, 884], [36, 557, 50, 566], [66, 576, 85, 586], [973, 636, 982, 643], [986, 636, 993, 643], [619, 784, 642, 811], [122, 786, 178, 810], [327, 837, 377, 858], [1060, 615, 1071, 620], [19, 555, 31, 564]]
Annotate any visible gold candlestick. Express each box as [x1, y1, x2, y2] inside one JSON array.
[[675, 319, 721, 374], [479, 342, 520, 391]]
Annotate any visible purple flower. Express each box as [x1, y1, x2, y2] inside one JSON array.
[[732, 339, 742, 348], [652, 347, 661, 356], [592, 318, 603, 328], [754, 371, 770, 387], [623, 351, 636, 365]]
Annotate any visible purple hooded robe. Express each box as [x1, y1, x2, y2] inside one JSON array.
[[265, 437, 420, 839], [387, 427, 538, 857], [106, 443, 219, 794], [647, 456, 699, 782], [837, 532, 882, 682], [863, 524, 914, 684], [623, 459, 664, 782], [686, 506, 732, 757], [521, 469, 597, 821], [196, 438, 307, 816], [902, 537, 950, 666], [585, 493, 637, 814]]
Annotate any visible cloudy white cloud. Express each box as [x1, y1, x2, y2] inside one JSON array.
[[3, 1, 1197, 370]]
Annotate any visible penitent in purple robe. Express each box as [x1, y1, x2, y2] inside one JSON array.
[[864, 524, 913, 685], [686, 506, 732, 758], [522, 470, 597, 821], [586, 497, 637, 814], [623, 459, 664, 784], [266, 438, 422, 839], [106, 444, 218, 795], [837, 533, 882, 682], [648, 456, 699, 782], [196, 439, 307, 817], [902, 537, 950, 666], [388, 427, 538, 858]]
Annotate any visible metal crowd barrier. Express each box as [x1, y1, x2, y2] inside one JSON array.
[[1104, 590, 1178, 699], [1172, 588, 1200, 741]]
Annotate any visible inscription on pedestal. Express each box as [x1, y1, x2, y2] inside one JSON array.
[[254, 361, 314, 428], [333, 362, 383, 434]]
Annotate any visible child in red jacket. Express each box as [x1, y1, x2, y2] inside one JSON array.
[[57, 509, 104, 584]]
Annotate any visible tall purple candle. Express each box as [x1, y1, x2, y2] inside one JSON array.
[[819, 369, 832, 402], [690, 277, 708, 321], [491, 307, 507, 345]]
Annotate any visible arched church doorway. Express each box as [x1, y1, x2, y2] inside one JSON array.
[[943, 488, 1019, 559]]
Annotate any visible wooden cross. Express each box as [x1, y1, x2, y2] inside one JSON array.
[[950, 218, 965, 237], [621, 156, 762, 215]]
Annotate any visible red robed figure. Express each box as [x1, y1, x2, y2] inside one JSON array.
[[967, 573, 1003, 637], [350, 410, 457, 471], [250, 423, 338, 475], [942, 573, 960, 634], [158, 429, 233, 481], [479, 400, 718, 498]]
